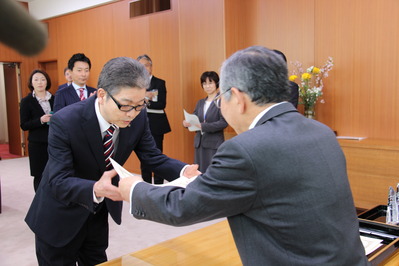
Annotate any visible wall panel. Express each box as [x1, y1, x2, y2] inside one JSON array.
[[1, 0, 399, 175], [315, 0, 399, 139], [178, 0, 226, 163]]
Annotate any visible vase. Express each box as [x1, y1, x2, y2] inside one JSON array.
[[304, 105, 316, 119]]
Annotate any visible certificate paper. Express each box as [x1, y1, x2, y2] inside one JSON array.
[[183, 110, 201, 132], [110, 158, 197, 188]]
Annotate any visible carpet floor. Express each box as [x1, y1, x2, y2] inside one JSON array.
[[0, 157, 223, 266]]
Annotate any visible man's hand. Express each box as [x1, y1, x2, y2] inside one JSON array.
[[119, 175, 143, 202], [94, 169, 122, 201], [89, 91, 97, 97], [183, 164, 201, 178]]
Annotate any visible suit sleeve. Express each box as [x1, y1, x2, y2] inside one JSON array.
[[20, 96, 44, 131], [201, 107, 228, 133], [130, 139, 257, 226], [133, 111, 186, 181], [53, 90, 66, 113]]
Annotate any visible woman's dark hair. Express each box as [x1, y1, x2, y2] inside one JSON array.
[[200, 71, 219, 88], [27, 69, 52, 92]]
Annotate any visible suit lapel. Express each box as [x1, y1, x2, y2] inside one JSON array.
[[67, 86, 80, 102], [81, 97, 105, 171]]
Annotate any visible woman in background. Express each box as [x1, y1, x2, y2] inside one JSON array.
[[183, 71, 228, 172], [20, 69, 54, 191]]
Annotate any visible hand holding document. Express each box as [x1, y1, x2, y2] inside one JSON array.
[[183, 110, 201, 132], [110, 158, 197, 188]]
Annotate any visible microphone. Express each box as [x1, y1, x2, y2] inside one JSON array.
[[0, 0, 48, 56]]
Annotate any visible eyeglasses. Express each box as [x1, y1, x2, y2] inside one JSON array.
[[213, 88, 232, 108], [106, 90, 149, 112]]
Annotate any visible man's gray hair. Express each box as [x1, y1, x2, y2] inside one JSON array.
[[98, 57, 150, 95], [136, 54, 152, 65], [220, 46, 290, 105]]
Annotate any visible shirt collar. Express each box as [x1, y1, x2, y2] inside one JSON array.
[[32, 90, 52, 101], [249, 102, 286, 129], [95, 98, 118, 134], [72, 82, 86, 90]]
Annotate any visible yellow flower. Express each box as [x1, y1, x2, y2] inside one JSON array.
[[302, 73, 312, 80], [312, 67, 320, 74], [289, 75, 298, 82]]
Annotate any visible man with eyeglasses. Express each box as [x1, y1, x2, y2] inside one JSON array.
[[25, 57, 200, 266], [118, 47, 369, 265]]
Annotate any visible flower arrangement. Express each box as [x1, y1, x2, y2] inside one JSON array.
[[289, 57, 334, 118]]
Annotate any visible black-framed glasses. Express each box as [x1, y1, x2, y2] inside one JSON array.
[[213, 88, 232, 108], [106, 90, 149, 112]]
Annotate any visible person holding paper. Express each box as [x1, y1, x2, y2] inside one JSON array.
[[183, 71, 228, 172], [119, 46, 369, 265], [19, 69, 54, 191], [137, 54, 171, 184], [25, 57, 199, 266]]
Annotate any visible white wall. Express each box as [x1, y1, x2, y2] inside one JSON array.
[[28, 0, 117, 20]]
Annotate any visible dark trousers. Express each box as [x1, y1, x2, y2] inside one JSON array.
[[141, 133, 164, 184], [33, 175, 41, 192], [35, 203, 109, 266]]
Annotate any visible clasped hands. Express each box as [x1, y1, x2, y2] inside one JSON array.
[[93, 164, 200, 202]]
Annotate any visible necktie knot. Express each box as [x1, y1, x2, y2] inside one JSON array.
[[106, 125, 116, 136]]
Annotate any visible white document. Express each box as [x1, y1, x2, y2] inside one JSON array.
[[360, 235, 383, 255], [110, 158, 197, 188], [336, 136, 367, 140], [183, 109, 201, 132]]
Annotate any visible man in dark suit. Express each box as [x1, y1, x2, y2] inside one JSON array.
[[25, 57, 199, 265], [118, 46, 369, 265], [54, 53, 96, 112], [273, 49, 299, 108], [137, 54, 171, 184], [58, 67, 72, 90]]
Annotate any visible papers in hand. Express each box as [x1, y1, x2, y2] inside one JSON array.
[[110, 158, 135, 179], [183, 110, 201, 132], [110, 158, 197, 188]]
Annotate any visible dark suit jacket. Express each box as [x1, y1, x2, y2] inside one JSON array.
[[25, 96, 185, 247], [20, 93, 55, 176], [130, 102, 369, 265], [20, 93, 54, 143], [288, 80, 299, 108], [58, 83, 69, 91], [146, 76, 171, 135], [193, 97, 228, 149], [53, 84, 96, 113]]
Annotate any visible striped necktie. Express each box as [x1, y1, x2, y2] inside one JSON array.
[[103, 125, 116, 170], [79, 88, 86, 101]]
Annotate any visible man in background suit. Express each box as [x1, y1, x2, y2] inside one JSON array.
[[273, 49, 299, 108], [54, 53, 96, 112], [58, 67, 72, 90], [118, 46, 369, 265], [25, 57, 199, 265], [137, 54, 171, 184]]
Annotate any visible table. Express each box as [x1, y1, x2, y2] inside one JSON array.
[[99, 220, 241, 266], [99, 217, 399, 266]]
